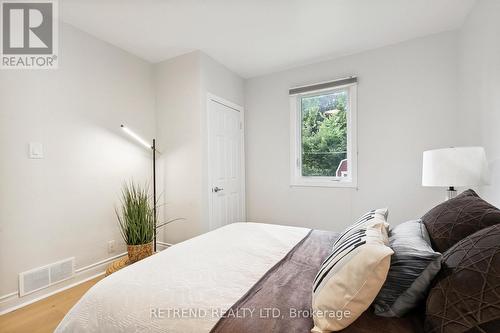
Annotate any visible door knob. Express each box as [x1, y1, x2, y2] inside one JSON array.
[[213, 186, 224, 193]]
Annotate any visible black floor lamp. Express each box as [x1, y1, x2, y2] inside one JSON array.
[[120, 124, 158, 252]]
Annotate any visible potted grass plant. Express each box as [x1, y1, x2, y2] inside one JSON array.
[[116, 181, 183, 263], [116, 182, 156, 262]]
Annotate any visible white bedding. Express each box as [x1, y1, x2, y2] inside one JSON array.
[[56, 222, 309, 333]]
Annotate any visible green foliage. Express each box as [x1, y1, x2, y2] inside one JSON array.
[[116, 182, 154, 245], [301, 91, 348, 177]]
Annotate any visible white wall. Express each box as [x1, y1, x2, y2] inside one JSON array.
[[244, 32, 459, 231], [458, 0, 500, 206], [0, 36, 244, 310], [155, 51, 244, 244], [199, 53, 245, 231], [1, 7, 484, 313], [0, 23, 155, 307], [154, 52, 203, 244]]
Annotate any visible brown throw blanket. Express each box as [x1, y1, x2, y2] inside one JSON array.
[[211, 229, 424, 333]]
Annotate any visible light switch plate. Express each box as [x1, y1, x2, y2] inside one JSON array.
[[29, 142, 44, 159]]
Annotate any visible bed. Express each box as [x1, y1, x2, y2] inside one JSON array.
[[56, 222, 423, 333]]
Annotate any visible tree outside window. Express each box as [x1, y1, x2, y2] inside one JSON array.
[[301, 90, 348, 177]]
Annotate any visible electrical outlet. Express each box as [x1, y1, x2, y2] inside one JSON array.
[[107, 240, 115, 253]]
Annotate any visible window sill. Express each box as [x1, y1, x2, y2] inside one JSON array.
[[290, 180, 357, 188]]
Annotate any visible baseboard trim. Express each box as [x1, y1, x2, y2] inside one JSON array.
[[75, 252, 127, 273], [0, 272, 105, 316], [0, 252, 127, 315], [0, 291, 18, 302], [0, 243, 173, 315]]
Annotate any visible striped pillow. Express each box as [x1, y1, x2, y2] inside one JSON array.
[[330, 209, 389, 251], [312, 209, 393, 332]]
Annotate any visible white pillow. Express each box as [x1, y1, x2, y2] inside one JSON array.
[[312, 209, 393, 332]]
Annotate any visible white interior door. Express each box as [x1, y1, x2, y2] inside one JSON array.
[[208, 96, 245, 230]]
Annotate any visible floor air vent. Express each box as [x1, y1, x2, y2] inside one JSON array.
[[19, 257, 75, 296]]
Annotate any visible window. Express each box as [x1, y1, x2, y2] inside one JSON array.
[[290, 78, 357, 187]]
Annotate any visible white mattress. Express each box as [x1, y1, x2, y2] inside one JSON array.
[[56, 222, 309, 333]]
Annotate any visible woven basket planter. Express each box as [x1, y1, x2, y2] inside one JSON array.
[[127, 242, 153, 263]]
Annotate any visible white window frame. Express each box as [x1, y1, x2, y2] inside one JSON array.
[[290, 83, 357, 188]]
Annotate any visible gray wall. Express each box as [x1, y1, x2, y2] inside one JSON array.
[[0, 39, 244, 311], [458, 0, 500, 206], [154, 51, 244, 244], [154, 52, 203, 244], [199, 53, 245, 233], [244, 32, 459, 231], [0, 23, 155, 296], [4, 3, 497, 311]]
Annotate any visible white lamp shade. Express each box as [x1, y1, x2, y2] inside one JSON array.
[[422, 147, 490, 187]]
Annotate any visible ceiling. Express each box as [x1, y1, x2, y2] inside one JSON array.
[[61, 0, 476, 78]]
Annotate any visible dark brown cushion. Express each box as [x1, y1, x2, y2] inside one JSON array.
[[341, 308, 424, 333], [422, 189, 500, 252], [425, 224, 500, 333]]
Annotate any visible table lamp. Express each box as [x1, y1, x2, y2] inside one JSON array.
[[422, 147, 489, 200]]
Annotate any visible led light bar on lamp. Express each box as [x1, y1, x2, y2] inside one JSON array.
[[120, 124, 151, 149]]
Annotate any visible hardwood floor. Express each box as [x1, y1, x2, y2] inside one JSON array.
[[0, 275, 103, 333]]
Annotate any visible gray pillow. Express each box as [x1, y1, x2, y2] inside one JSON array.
[[373, 219, 442, 317]]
